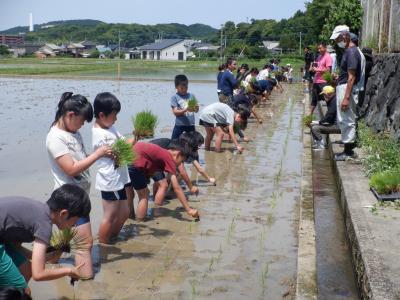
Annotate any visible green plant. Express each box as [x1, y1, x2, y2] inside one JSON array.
[[132, 110, 158, 138], [322, 71, 334, 85], [187, 96, 198, 111], [303, 114, 316, 127], [112, 139, 136, 168], [358, 121, 400, 176], [369, 170, 400, 194], [47, 228, 87, 254]]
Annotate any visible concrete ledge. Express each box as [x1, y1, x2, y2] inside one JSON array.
[[318, 102, 400, 299], [296, 97, 317, 300]]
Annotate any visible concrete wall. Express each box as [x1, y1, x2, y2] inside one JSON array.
[[361, 0, 400, 52], [161, 42, 187, 61]]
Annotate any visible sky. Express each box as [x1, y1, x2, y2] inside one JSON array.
[[0, 0, 305, 31]]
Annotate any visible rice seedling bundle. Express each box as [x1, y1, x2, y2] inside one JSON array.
[[302, 115, 316, 127], [47, 228, 87, 254], [369, 170, 400, 194], [112, 139, 136, 168], [187, 96, 198, 112], [132, 110, 158, 138], [322, 71, 334, 85]]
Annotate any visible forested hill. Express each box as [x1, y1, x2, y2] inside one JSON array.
[[0, 19, 218, 47]]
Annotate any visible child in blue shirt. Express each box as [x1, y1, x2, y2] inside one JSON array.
[[170, 74, 199, 139]]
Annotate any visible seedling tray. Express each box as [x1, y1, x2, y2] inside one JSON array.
[[370, 187, 400, 201]]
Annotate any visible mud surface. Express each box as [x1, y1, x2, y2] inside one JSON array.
[[0, 78, 304, 299]]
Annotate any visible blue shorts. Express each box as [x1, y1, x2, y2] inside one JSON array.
[[128, 166, 149, 190], [101, 188, 127, 201]]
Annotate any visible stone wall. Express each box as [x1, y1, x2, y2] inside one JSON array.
[[361, 53, 400, 140]]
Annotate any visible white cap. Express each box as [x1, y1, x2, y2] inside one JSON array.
[[330, 25, 350, 40]]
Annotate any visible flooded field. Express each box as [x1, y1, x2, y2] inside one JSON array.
[[0, 77, 305, 299]]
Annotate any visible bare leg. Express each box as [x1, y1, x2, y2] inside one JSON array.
[[98, 200, 119, 244], [214, 127, 225, 152], [154, 178, 169, 206], [75, 222, 94, 279], [125, 186, 135, 219], [204, 127, 214, 151], [135, 188, 149, 220], [112, 200, 129, 236]]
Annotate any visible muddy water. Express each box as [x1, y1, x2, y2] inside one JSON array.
[[0, 78, 304, 299], [313, 150, 359, 299]]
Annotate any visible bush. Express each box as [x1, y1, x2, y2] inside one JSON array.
[[358, 121, 400, 176]]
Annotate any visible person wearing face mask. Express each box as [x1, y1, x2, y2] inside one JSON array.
[[330, 25, 365, 161]]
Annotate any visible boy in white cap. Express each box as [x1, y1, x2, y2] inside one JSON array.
[[330, 25, 365, 160]]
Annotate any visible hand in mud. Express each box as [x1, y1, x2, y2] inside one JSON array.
[[236, 145, 244, 153], [209, 178, 216, 185], [188, 208, 199, 219], [190, 186, 199, 195], [258, 119, 263, 124], [242, 137, 250, 143], [69, 262, 85, 280]]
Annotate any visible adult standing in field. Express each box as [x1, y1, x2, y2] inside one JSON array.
[[218, 57, 239, 106], [330, 25, 365, 161], [310, 42, 332, 115], [303, 46, 315, 89], [46, 92, 112, 279]]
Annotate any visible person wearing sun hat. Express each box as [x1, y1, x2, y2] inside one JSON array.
[[310, 85, 341, 149], [330, 25, 365, 160]]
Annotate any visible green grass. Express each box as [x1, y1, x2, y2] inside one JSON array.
[[302, 114, 316, 127], [369, 170, 400, 194], [358, 121, 400, 176], [0, 57, 304, 77], [112, 139, 136, 168], [132, 110, 158, 138]]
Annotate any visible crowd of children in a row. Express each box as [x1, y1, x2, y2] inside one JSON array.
[[0, 57, 285, 298]]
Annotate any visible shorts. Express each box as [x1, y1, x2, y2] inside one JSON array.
[[152, 171, 166, 182], [311, 83, 327, 107], [0, 244, 27, 289], [128, 166, 149, 190], [101, 187, 127, 201], [199, 120, 225, 128]]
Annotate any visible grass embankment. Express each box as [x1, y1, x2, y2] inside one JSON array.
[[0, 57, 304, 77]]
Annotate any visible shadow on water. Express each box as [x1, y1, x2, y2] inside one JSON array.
[[313, 149, 359, 299]]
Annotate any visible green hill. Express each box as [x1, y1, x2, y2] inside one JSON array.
[[0, 19, 218, 47]]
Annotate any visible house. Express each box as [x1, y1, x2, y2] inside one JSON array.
[[137, 39, 187, 61], [262, 41, 282, 53], [8, 42, 43, 57], [67, 42, 85, 57], [80, 40, 97, 51], [35, 43, 61, 57]]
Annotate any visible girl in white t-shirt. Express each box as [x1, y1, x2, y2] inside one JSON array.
[[46, 92, 112, 279], [92, 92, 131, 244]]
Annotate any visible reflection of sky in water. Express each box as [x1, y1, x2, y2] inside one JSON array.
[[0, 77, 217, 185]]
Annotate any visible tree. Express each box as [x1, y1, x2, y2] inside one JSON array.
[[0, 45, 10, 55], [320, 0, 363, 42]]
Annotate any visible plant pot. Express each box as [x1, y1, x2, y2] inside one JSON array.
[[370, 187, 400, 201]]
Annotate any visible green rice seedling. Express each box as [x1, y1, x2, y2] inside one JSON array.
[[322, 71, 334, 85], [47, 228, 87, 254], [132, 110, 158, 139], [187, 96, 199, 112], [112, 139, 136, 168], [190, 280, 197, 300], [302, 114, 316, 127], [369, 170, 400, 194], [260, 262, 270, 299]]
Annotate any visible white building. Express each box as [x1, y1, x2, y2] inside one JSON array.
[[137, 39, 187, 61]]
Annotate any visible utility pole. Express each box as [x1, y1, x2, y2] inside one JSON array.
[[220, 25, 223, 62], [299, 32, 302, 55], [118, 30, 121, 59]]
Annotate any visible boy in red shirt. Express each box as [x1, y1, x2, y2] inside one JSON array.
[[127, 140, 199, 220]]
